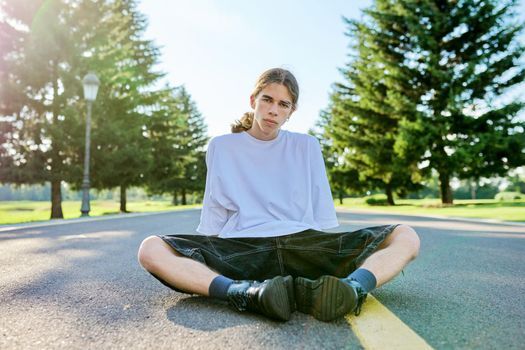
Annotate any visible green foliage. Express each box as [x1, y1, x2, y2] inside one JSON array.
[[364, 194, 389, 206], [390, 0, 525, 203], [146, 86, 208, 204], [453, 179, 500, 199], [495, 191, 523, 200], [321, 0, 525, 206], [80, 0, 167, 210], [309, 113, 364, 204], [504, 173, 525, 193], [0, 183, 154, 201], [318, 2, 426, 206], [0, 0, 210, 215], [0, 0, 98, 217]]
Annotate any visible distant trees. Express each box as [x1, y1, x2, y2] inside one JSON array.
[[310, 110, 363, 205], [82, 0, 166, 213], [320, 0, 525, 204], [146, 86, 208, 206], [506, 173, 525, 194], [0, 0, 87, 218], [0, 0, 208, 217]]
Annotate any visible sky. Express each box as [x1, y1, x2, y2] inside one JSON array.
[[137, 0, 525, 139], [137, 0, 374, 138]]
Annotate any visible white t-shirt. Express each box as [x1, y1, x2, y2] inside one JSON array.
[[196, 129, 339, 238]]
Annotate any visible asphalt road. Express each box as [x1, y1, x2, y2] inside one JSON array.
[[1, 209, 524, 349]]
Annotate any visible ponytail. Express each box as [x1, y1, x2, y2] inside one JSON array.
[[231, 112, 254, 133]]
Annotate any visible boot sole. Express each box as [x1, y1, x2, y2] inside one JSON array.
[[294, 275, 357, 322], [259, 276, 292, 321], [283, 275, 296, 312]]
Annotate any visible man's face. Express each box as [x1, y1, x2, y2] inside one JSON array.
[[250, 83, 294, 133]]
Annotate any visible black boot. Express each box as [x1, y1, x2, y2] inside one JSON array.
[[283, 275, 296, 312], [341, 278, 368, 316], [294, 275, 366, 322], [227, 275, 293, 321]]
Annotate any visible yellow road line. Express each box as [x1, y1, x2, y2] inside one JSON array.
[[346, 295, 434, 350]]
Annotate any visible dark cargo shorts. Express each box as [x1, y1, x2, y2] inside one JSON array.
[[157, 224, 399, 286]]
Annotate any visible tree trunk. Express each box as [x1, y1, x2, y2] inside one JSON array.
[[50, 60, 63, 219], [181, 188, 187, 205], [50, 180, 63, 219], [172, 191, 178, 205], [385, 184, 395, 206], [439, 172, 454, 204], [120, 185, 127, 213], [470, 179, 477, 200], [338, 190, 343, 205]]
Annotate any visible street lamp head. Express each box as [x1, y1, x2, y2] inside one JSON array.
[[82, 72, 100, 102]]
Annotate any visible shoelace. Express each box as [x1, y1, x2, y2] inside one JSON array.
[[343, 278, 368, 316], [354, 292, 367, 316]]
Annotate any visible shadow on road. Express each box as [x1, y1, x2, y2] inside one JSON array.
[[2, 210, 523, 349], [165, 296, 259, 330]]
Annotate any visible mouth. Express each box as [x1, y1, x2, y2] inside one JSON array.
[[263, 119, 278, 125]]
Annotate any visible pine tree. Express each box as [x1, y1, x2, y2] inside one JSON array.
[[1, 0, 172, 215], [69, 0, 166, 213], [147, 86, 208, 205], [175, 86, 208, 205], [0, 0, 90, 218], [382, 0, 525, 204], [324, 0, 525, 205], [323, 8, 423, 205], [309, 111, 361, 205]]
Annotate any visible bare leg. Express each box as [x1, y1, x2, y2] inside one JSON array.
[[358, 224, 420, 287], [137, 236, 218, 296], [291, 224, 420, 321], [138, 236, 294, 321]]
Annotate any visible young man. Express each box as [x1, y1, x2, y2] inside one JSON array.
[[138, 68, 420, 322]]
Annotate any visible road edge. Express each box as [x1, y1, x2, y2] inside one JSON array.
[[0, 208, 200, 232], [336, 207, 525, 227], [2, 206, 524, 233]]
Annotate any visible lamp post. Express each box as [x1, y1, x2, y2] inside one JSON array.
[[80, 72, 100, 217]]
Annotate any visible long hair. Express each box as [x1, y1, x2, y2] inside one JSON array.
[[231, 68, 299, 133]]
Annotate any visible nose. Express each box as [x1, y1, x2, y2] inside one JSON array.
[[268, 102, 279, 116]]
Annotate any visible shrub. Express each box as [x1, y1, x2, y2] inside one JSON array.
[[365, 194, 389, 206], [494, 191, 523, 201]]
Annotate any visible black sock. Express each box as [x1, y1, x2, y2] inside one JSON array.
[[343, 268, 377, 293], [208, 275, 234, 300]]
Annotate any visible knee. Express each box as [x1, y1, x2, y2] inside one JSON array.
[[394, 224, 420, 260], [137, 235, 166, 271]]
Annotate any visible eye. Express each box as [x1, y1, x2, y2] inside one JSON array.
[[279, 102, 291, 109], [261, 97, 272, 103]]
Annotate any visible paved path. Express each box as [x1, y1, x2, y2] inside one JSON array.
[[1, 210, 524, 349]]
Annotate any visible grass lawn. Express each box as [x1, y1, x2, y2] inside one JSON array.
[[0, 200, 199, 225], [336, 198, 525, 222], [1, 198, 524, 225]]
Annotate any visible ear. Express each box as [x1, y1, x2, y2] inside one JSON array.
[[250, 94, 256, 109]]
